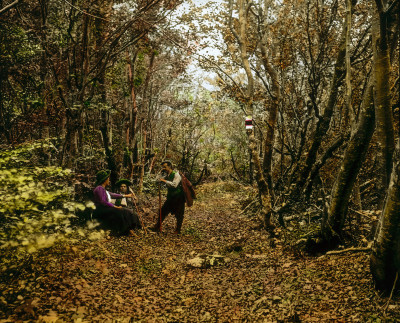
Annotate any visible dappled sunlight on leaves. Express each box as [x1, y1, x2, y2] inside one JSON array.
[[0, 143, 103, 254]]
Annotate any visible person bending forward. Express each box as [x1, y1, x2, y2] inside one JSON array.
[[152, 161, 185, 234]]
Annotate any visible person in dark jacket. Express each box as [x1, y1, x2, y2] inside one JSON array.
[[151, 161, 185, 234], [93, 170, 141, 235]]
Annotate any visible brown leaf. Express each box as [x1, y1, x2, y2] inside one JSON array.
[[282, 262, 293, 268], [115, 294, 124, 304]]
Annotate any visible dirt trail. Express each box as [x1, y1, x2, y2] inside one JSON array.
[[1, 182, 400, 322]]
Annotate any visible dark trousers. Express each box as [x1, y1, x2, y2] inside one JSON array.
[[155, 193, 185, 233]]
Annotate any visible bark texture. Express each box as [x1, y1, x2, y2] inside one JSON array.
[[322, 80, 375, 243], [229, 0, 272, 229], [370, 140, 400, 291], [372, 0, 395, 207], [259, 39, 280, 195], [248, 131, 272, 228]]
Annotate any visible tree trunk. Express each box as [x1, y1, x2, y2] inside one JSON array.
[[248, 147, 254, 184], [352, 178, 363, 225], [138, 124, 146, 192], [304, 133, 349, 200], [229, 0, 272, 229], [236, 0, 253, 98], [61, 109, 82, 168], [343, 0, 353, 130], [137, 51, 155, 192], [94, 0, 117, 184], [370, 140, 400, 291], [100, 109, 118, 185], [259, 44, 280, 197], [254, 0, 281, 198], [321, 79, 375, 245], [125, 50, 139, 179], [39, 0, 50, 142], [372, 0, 395, 208], [248, 130, 272, 228], [0, 71, 12, 144]]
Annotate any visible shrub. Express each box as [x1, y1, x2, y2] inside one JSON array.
[[0, 140, 99, 254]]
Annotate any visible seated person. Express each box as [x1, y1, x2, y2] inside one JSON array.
[[93, 170, 141, 235], [113, 179, 137, 208]]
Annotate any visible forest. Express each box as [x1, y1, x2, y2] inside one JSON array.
[[1, 0, 400, 321]]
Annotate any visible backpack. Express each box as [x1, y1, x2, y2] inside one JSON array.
[[179, 171, 196, 207]]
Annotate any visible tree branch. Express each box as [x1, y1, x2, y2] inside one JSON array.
[[0, 0, 19, 16], [386, 0, 399, 14], [228, 0, 240, 43]]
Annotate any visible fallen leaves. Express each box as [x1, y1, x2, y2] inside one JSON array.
[[1, 182, 400, 321]]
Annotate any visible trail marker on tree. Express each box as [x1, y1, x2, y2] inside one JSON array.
[[245, 117, 253, 130]]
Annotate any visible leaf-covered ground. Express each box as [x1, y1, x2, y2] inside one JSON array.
[[1, 181, 400, 322]]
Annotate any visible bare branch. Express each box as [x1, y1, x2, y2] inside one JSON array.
[[386, 0, 399, 14], [0, 0, 19, 16]]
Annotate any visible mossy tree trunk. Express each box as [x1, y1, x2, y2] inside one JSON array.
[[258, 27, 280, 198], [369, 0, 399, 293], [229, 0, 272, 229], [321, 80, 375, 244], [370, 140, 400, 291], [372, 0, 395, 208], [248, 131, 273, 228]]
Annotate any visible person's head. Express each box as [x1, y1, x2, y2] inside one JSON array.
[[95, 170, 111, 187], [161, 160, 173, 174], [116, 179, 132, 193], [119, 183, 128, 193]]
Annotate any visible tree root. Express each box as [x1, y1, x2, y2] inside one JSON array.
[[321, 245, 372, 257]]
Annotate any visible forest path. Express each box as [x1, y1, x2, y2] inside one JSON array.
[[2, 182, 399, 321]]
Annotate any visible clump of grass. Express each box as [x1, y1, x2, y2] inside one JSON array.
[[183, 226, 202, 240], [136, 258, 162, 275]]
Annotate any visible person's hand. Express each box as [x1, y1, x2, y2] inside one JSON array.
[[129, 188, 137, 200], [115, 206, 122, 209], [124, 193, 133, 198]]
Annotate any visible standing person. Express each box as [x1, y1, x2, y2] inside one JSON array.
[[93, 170, 141, 235], [151, 161, 185, 234]]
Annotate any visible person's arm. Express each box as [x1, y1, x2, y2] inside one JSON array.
[[109, 192, 123, 199], [164, 172, 181, 188], [112, 192, 134, 199], [93, 186, 115, 208]]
